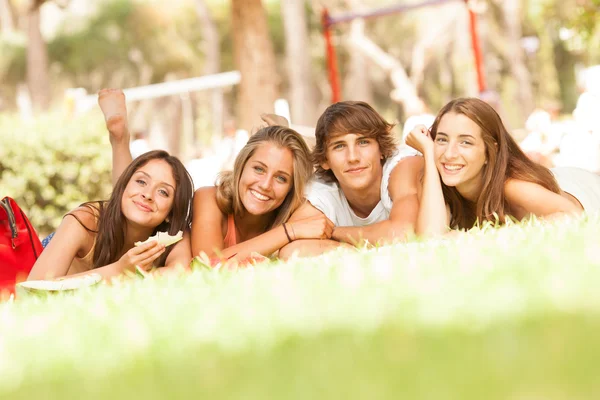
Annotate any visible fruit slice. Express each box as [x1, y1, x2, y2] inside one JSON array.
[[190, 255, 213, 270], [16, 273, 102, 296], [135, 230, 183, 247], [135, 265, 152, 279]]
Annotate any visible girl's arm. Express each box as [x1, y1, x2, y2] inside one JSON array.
[[191, 187, 292, 260], [191, 187, 226, 257], [216, 225, 294, 261], [504, 179, 582, 218], [63, 240, 165, 281], [405, 126, 449, 237], [28, 213, 95, 281], [161, 230, 193, 270], [415, 152, 449, 237], [29, 208, 165, 281]]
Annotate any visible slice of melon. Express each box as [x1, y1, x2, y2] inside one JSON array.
[[16, 273, 102, 296], [134, 230, 183, 248], [135, 265, 152, 279]]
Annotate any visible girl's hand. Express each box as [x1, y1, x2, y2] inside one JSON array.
[[406, 124, 434, 155], [287, 214, 334, 240], [116, 241, 165, 273]]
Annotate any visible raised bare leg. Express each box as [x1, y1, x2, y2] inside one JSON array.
[[98, 88, 133, 185], [261, 113, 289, 128]]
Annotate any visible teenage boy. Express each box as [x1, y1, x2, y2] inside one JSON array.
[[280, 101, 423, 258]]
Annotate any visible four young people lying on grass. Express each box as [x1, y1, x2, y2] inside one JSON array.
[[27, 90, 600, 281]]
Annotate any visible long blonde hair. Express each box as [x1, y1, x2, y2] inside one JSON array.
[[215, 126, 312, 229]]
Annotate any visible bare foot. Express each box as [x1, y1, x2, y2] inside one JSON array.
[[98, 88, 129, 143], [261, 113, 289, 128]]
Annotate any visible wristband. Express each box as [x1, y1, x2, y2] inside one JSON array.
[[282, 223, 292, 242]]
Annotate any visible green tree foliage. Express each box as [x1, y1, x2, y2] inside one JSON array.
[[1, 0, 598, 121], [563, 0, 600, 42], [48, 0, 207, 90], [526, 0, 600, 110], [0, 113, 111, 236], [0, 0, 234, 105]]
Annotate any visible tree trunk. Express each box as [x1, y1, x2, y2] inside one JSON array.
[[344, 18, 373, 103], [195, 0, 220, 75], [231, 0, 278, 131], [342, 0, 372, 104], [351, 31, 425, 116], [27, 5, 50, 112], [533, 24, 561, 109], [280, 0, 317, 125], [500, 0, 534, 126], [194, 0, 223, 140], [410, 4, 457, 94], [0, 0, 16, 34]]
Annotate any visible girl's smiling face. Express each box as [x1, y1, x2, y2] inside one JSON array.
[[434, 112, 488, 199], [121, 159, 176, 228], [238, 142, 294, 215]]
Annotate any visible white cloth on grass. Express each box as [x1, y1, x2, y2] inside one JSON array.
[[551, 167, 600, 213]]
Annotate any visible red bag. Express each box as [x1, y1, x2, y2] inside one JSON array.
[[1, 197, 43, 295]]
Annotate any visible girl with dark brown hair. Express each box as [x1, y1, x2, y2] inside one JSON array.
[[28, 150, 194, 280], [406, 97, 600, 235]]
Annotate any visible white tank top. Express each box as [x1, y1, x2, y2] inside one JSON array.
[[551, 167, 600, 213], [305, 146, 418, 226]]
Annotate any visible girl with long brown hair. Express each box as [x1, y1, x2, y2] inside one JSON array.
[[28, 150, 194, 280], [405, 97, 600, 235]]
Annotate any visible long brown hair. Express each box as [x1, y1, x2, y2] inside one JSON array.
[[215, 126, 312, 229], [430, 98, 560, 229], [312, 101, 398, 182], [72, 150, 194, 268]]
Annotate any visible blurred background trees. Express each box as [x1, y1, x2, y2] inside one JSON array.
[[231, 0, 278, 130], [0, 0, 598, 129]]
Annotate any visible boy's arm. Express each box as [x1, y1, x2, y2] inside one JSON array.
[[278, 202, 345, 259], [332, 156, 423, 245]]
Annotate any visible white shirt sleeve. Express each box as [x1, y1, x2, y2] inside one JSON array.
[[304, 178, 341, 226]]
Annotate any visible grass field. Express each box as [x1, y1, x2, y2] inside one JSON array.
[[1, 215, 599, 399]]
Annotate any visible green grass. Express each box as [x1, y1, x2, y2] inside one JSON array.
[[2, 215, 600, 399]]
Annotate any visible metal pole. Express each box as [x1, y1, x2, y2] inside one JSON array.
[[465, 0, 486, 93], [322, 8, 342, 103], [329, 0, 459, 25]]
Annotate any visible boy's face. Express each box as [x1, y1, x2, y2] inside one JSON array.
[[321, 133, 383, 195]]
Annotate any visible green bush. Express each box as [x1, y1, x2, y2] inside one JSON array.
[[0, 112, 112, 236]]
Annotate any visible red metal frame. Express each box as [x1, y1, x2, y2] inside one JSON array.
[[466, 0, 486, 93], [322, 9, 342, 104], [321, 0, 487, 103]]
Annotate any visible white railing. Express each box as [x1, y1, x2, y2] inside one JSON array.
[[72, 71, 241, 112]]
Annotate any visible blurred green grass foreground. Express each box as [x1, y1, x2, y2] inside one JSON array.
[[1, 215, 600, 399]]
